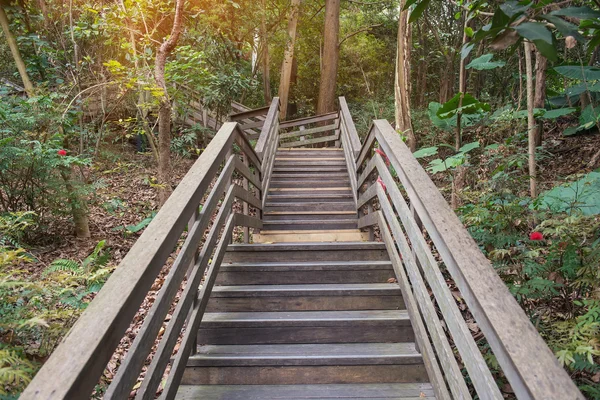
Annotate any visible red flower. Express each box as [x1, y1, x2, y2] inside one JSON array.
[[377, 176, 386, 192], [57, 149, 67, 156], [529, 231, 544, 241]]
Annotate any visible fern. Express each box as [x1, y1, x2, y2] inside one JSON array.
[[43, 259, 80, 276], [0, 348, 37, 395]]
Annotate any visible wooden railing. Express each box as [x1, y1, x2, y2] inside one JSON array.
[[350, 119, 583, 400], [255, 97, 280, 208], [21, 122, 264, 399]]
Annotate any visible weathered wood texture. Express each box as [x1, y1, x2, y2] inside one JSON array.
[[21, 121, 264, 400], [355, 119, 583, 400]]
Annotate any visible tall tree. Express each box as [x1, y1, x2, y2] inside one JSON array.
[[524, 41, 537, 198], [155, 0, 185, 205], [533, 49, 547, 147], [0, 4, 34, 96], [316, 0, 340, 115], [278, 0, 301, 119], [261, 0, 271, 104], [394, 0, 415, 151]]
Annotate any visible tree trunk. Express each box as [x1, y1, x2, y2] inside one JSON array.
[[60, 168, 90, 239], [316, 0, 340, 115], [0, 5, 35, 96], [278, 0, 301, 119], [154, 0, 185, 205], [261, 0, 271, 104], [524, 41, 537, 198], [455, 15, 471, 151], [533, 49, 547, 147], [395, 0, 416, 151]]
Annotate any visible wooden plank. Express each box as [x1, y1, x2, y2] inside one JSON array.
[[355, 125, 376, 168], [104, 155, 235, 398], [233, 185, 262, 210], [357, 154, 377, 189], [135, 187, 236, 400], [233, 213, 263, 230], [340, 126, 358, 205], [357, 182, 377, 209], [20, 123, 238, 400], [234, 128, 261, 171], [357, 211, 378, 229], [255, 98, 280, 160], [229, 106, 270, 122], [233, 157, 261, 189], [161, 213, 236, 400], [280, 123, 337, 139], [277, 147, 342, 151], [253, 231, 368, 243], [339, 97, 361, 157], [279, 112, 338, 129], [279, 134, 340, 148], [239, 120, 265, 131], [375, 155, 499, 399], [376, 185, 474, 400], [373, 119, 583, 399], [375, 211, 451, 400]]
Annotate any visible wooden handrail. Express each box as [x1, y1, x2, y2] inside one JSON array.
[[355, 119, 584, 400], [22, 122, 264, 399], [338, 97, 361, 158]]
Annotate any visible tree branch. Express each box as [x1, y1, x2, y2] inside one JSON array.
[[338, 23, 382, 47]]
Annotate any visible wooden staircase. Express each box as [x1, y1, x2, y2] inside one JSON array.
[[22, 97, 583, 400], [176, 242, 435, 399], [255, 148, 367, 243]]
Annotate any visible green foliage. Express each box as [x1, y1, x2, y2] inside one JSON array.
[[466, 53, 506, 70], [538, 172, 600, 216], [0, 347, 38, 395], [437, 93, 491, 119], [414, 141, 480, 174]]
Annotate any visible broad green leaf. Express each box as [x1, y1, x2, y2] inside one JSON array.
[[466, 54, 506, 70], [409, 0, 431, 23], [550, 6, 600, 20], [513, 22, 553, 43], [554, 66, 600, 81], [500, 1, 531, 18], [539, 14, 584, 42], [461, 43, 475, 60], [532, 37, 558, 62], [437, 93, 491, 119], [413, 146, 438, 158], [428, 102, 457, 131], [541, 108, 577, 119], [538, 172, 600, 215], [458, 141, 480, 154]]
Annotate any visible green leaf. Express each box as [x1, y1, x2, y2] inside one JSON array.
[[437, 93, 491, 119], [533, 37, 559, 62], [540, 108, 576, 119], [554, 66, 600, 81], [461, 43, 475, 60], [466, 54, 506, 70], [408, 0, 431, 23], [539, 14, 585, 42], [428, 102, 457, 131], [538, 172, 600, 215], [413, 146, 439, 159], [500, 1, 531, 18], [514, 22, 553, 43], [458, 141, 480, 154], [550, 6, 600, 20]]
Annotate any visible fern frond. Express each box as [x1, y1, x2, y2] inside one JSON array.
[[43, 259, 81, 276]]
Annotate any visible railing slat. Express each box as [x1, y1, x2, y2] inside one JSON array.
[[255, 98, 280, 159], [20, 123, 238, 400], [229, 106, 270, 122], [355, 124, 376, 167], [375, 211, 451, 400], [232, 185, 262, 210], [279, 112, 338, 129], [375, 183, 474, 400], [279, 134, 340, 148], [373, 119, 583, 400], [105, 155, 236, 399], [338, 97, 361, 157], [357, 181, 377, 209], [234, 129, 262, 171], [161, 213, 236, 400], [233, 212, 263, 230], [375, 154, 502, 400], [136, 185, 237, 399], [279, 123, 337, 139], [234, 157, 261, 189]]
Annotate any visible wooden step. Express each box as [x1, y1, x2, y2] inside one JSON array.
[[181, 343, 426, 385], [271, 172, 350, 180], [253, 230, 368, 243], [266, 193, 354, 203], [206, 283, 403, 312], [263, 211, 357, 221], [265, 201, 356, 212], [274, 160, 347, 167], [216, 260, 394, 285], [269, 179, 350, 188], [262, 219, 358, 230], [223, 242, 388, 263], [176, 383, 436, 399], [273, 166, 348, 173], [198, 310, 413, 344]]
